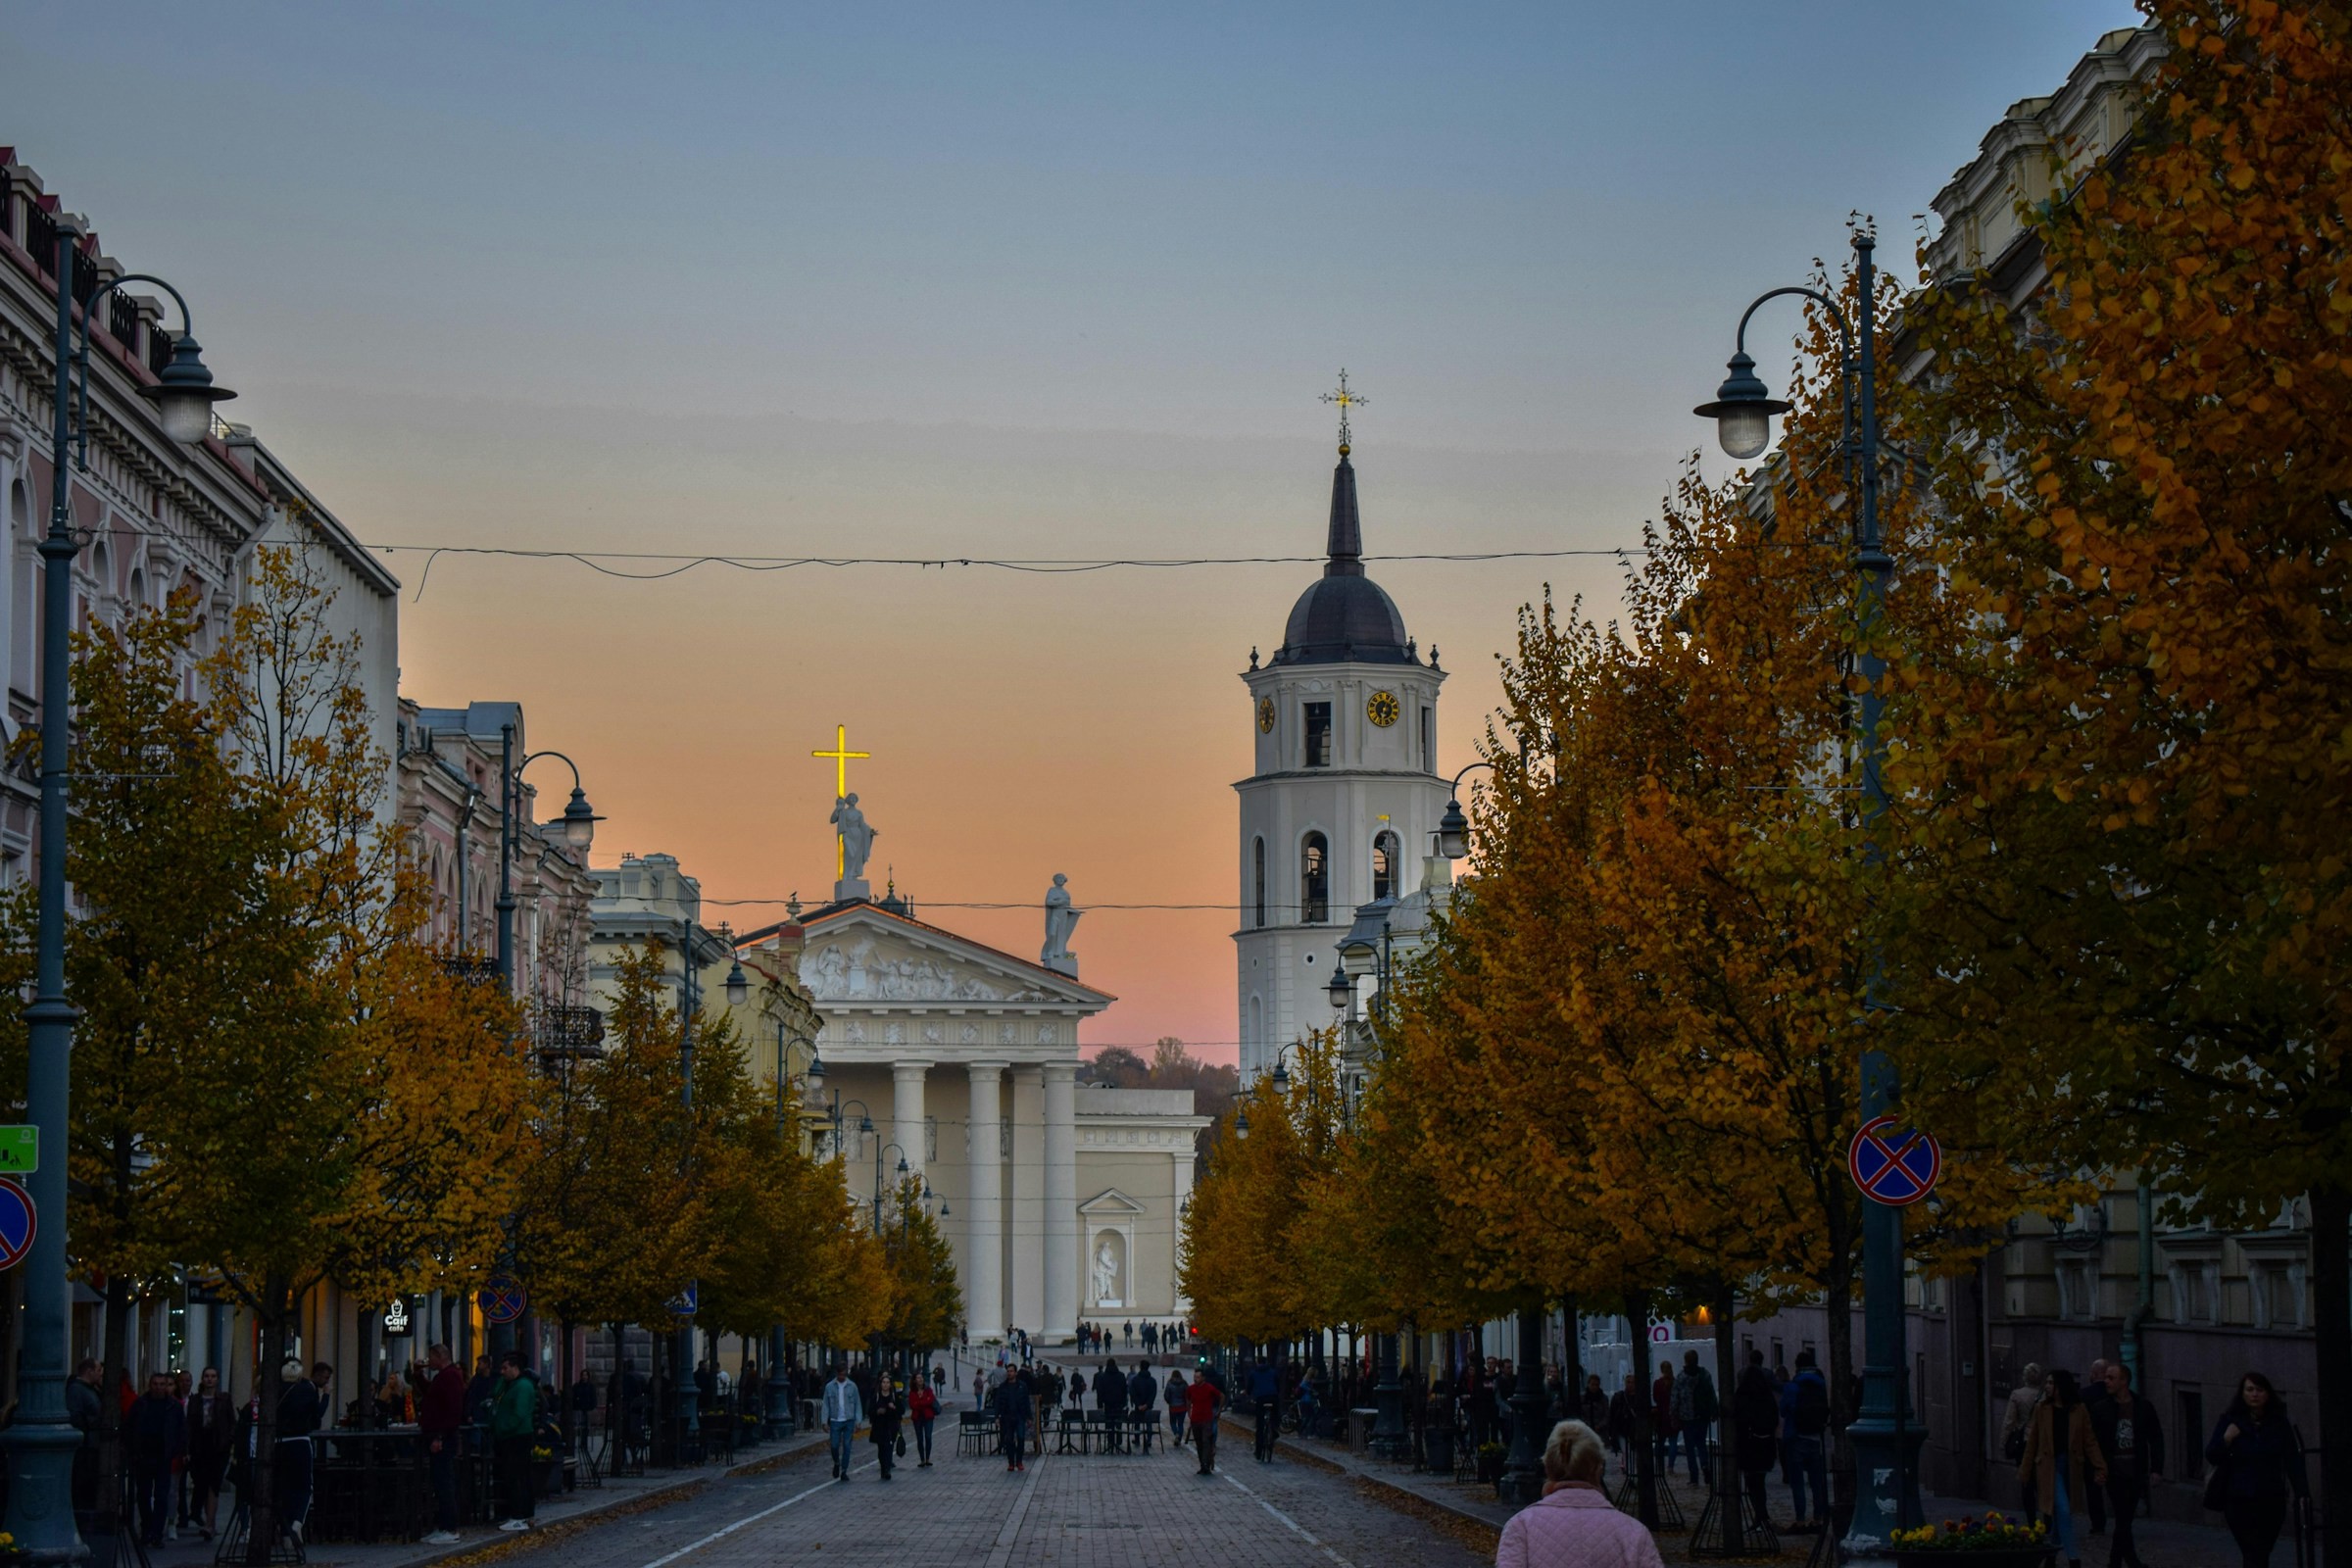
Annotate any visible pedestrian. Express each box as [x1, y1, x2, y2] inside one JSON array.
[[869, 1379, 904, 1482], [908, 1375, 940, 1468], [1098, 1355, 1129, 1451], [2082, 1359, 2113, 1538], [1165, 1368, 1190, 1445], [274, 1358, 324, 1544], [1123, 1320, 1134, 1349], [417, 1343, 467, 1544], [2020, 1369, 2106, 1568], [129, 1371, 186, 1546], [1185, 1369, 1225, 1475], [2090, 1360, 2163, 1568], [1606, 1373, 1642, 1481], [490, 1351, 538, 1532], [2204, 1371, 2308, 1568], [1068, 1368, 1088, 1410], [2002, 1362, 2045, 1516], [1128, 1359, 1158, 1448], [823, 1365, 862, 1482], [992, 1365, 1031, 1473], [1494, 1420, 1668, 1568], [66, 1358, 101, 1527], [1579, 1373, 1608, 1437], [1249, 1358, 1280, 1463], [1731, 1351, 1780, 1531], [1778, 1350, 1831, 1530], [1650, 1359, 1680, 1477], [185, 1366, 232, 1543], [1674, 1349, 1718, 1488], [466, 1354, 497, 1437], [972, 1365, 987, 1411]]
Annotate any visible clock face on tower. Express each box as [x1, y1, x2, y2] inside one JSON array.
[[1366, 690, 1400, 728], [1256, 697, 1277, 733]]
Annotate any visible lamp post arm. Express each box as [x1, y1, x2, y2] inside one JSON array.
[[72, 271, 203, 467], [1446, 760, 1497, 796], [1730, 282, 1862, 514], [517, 749, 586, 793]]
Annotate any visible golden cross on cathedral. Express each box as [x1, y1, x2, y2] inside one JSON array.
[[812, 723, 870, 877], [1321, 369, 1367, 455]]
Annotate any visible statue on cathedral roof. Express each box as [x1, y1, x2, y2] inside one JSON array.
[[832, 792, 876, 886], [1042, 873, 1082, 978]]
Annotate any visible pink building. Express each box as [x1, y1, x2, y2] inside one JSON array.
[[397, 698, 599, 1013]]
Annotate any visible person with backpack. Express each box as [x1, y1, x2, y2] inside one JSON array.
[[1778, 1350, 1831, 1530], [1673, 1350, 1719, 1487], [2002, 1362, 2045, 1516], [2021, 1369, 2107, 1568]]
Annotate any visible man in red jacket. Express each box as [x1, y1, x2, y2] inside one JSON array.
[[1184, 1375, 1225, 1476], [418, 1344, 467, 1544]]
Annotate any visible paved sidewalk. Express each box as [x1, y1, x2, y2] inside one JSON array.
[[1248, 1426, 2246, 1567], [135, 1429, 830, 1568]]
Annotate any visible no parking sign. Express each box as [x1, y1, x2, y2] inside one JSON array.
[[0, 1179, 32, 1270], [1847, 1116, 1941, 1207]]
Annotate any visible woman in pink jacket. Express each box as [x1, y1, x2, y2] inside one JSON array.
[[1496, 1421, 1666, 1568]]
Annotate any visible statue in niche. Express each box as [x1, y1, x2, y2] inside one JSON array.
[[1041, 873, 1082, 977], [832, 793, 877, 881], [1092, 1237, 1121, 1306]]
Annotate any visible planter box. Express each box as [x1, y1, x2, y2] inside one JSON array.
[[1893, 1551, 2052, 1568]]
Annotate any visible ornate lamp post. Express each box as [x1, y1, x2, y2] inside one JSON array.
[[670, 915, 736, 1431], [1693, 230, 1921, 1549], [9, 224, 233, 1566], [764, 1026, 812, 1436], [493, 737, 600, 989]]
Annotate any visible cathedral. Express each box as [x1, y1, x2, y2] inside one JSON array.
[[1235, 421, 1451, 1082]]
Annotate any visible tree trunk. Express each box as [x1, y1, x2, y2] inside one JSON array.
[[1825, 1237, 1859, 1518], [2310, 1182, 2350, 1568], [1560, 1295, 1581, 1417], [245, 1299, 287, 1568], [1625, 1287, 1660, 1529], [1703, 1282, 1751, 1552]]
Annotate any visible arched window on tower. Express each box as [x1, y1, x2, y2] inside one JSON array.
[[1300, 832, 1329, 924], [1372, 830, 1400, 902], [1252, 837, 1266, 929]]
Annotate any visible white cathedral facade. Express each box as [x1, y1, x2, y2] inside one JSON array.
[[1235, 437, 1451, 1083], [785, 892, 1206, 1346]]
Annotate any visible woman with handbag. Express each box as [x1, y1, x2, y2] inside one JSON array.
[[2019, 1369, 2106, 1568], [906, 1375, 940, 1469], [2204, 1372, 2308, 1568], [868, 1378, 905, 1482]]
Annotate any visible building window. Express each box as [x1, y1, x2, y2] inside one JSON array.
[[1300, 833, 1329, 923], [1421, 706, 1434, 772], [1372, 831, 1399, 901], [1304, 703, 1333, 768], [1253, 837, 1266, 928], [2176, 1390, 2205, 1480]]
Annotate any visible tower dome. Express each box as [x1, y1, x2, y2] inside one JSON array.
[[1272, 452, 1413, 666]]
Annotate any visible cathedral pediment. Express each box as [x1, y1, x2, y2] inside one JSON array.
[[799, 902, 1113, 1011]]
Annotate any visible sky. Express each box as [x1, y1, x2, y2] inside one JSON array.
[[5, 0, 2142, 1057]]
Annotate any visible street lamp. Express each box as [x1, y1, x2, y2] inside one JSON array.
[[1435, 760, 1497, 862], [668, 913, 733, 1430], [493, 738, 602, 991], [724, 954, 750, 1008], [11, 230, 233, 1567], [1694, 230, 1918, 1549]]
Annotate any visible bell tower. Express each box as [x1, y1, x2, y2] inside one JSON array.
[[1234, 381, 1446, 1082]]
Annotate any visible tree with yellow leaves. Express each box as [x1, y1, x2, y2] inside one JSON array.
[[1890, 3, 2352, 1538]]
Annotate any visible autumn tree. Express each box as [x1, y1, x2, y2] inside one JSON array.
[[163, 548, 532, 1560], [878, 1174, 963, 1360], [1889, 2, 2352, 1541]]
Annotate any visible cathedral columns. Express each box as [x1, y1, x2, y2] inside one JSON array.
[[892, 1060, 931, 1184], [1042, 1061, 1078, 1340], [964, 1061, 1007, 1341], [1009, 1065, 1045, 1337]]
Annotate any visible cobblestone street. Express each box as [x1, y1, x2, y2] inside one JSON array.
[[394, 1433, 1490, 1568]]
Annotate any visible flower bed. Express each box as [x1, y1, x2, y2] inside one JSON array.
[[1889, 1512, 2053, 1566]]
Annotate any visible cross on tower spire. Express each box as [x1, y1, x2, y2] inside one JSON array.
[[1321, 369, 1367, 457]]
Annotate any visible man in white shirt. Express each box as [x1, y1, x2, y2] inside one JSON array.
[[822, 1367, 863, 1482]]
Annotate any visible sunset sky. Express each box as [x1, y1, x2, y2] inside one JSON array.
[[8, 0, 2137, 1057]]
